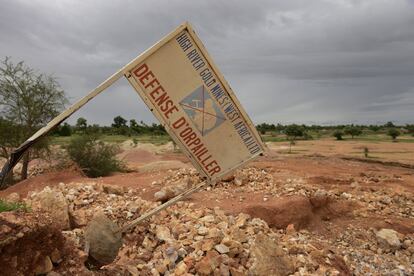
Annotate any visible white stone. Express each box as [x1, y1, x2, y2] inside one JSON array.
[[214, 244, 230, 254], [376, 228, 401, 250]]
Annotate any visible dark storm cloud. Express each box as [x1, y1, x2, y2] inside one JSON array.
[[0, 0, 413, 125]]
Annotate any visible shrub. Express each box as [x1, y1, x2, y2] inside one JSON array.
[[333, 130, 343, 140], [285, 124, 304, 153], [364, 147, 369, 158], [406, 124, 414, 136], [285, 124, 304, 139], [66, 134, 124, 177], [303, 132, 313, 140], [344, 126, 362, 139], [387, 128, 400, 141], [59, 123, 72, 136]]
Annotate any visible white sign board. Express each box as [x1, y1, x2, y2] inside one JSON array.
[[125, 23, 265, 181]]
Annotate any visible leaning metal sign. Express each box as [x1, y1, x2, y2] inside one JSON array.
[[125, 23, 265, 181], [0, 22, 265, 185]]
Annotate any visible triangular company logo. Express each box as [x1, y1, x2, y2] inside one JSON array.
[[180, 85, 226, 136]]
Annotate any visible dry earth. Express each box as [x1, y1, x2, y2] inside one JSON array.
[[0, 140, 414, 275], [267, 138, 414, 165]]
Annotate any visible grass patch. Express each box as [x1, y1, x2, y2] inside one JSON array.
[[350, 151, 412, 154], [51, 133, 414, 147], [129, 135, 171, 145], [350, 134, 414, 143], [261, 136, 288, 142], [52, 134, 171, 146], [0, 199, 30, 213]]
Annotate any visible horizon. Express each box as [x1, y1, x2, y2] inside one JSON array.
[[56, 116, 411, 128], [1, 0, 414, 126]]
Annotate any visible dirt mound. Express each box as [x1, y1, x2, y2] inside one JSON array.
[[120, 140, 174, 153], [139, 160, 191, 173], [0, 211, 89, 275], [242, 195, 355, 231], [0, 167, 84, 198], [117, 144, 189, 172], [118, 148, 160, 164]]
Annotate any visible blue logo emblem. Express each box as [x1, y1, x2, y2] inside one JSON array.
[[180, 85, 226, 136]]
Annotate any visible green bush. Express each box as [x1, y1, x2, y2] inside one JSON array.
[[59, 122, 72, 136], [285, 124, 304, 139], [387, 128, 400, 141], [333, 130, 344, 140], [364, 147, 369, 158], [0, 199, 29, 213], [66, 134, 124, 177], [344, 126, 362, 138], [406, 124, 414, 136]]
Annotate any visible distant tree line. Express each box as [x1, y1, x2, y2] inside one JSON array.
[[37, 119, 414, 140], [256, 121, 414, 142], [51, 115, 167, 137]]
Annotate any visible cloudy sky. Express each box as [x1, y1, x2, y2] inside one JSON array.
[[1, 0, 413, 125]]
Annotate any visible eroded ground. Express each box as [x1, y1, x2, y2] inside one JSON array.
[[0, 140, 413, 275]]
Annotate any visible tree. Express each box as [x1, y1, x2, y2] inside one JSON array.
[[76, 117, 87, 133], [150, 123, 167, 136], [0, 118, 24, 183], [130, 119, 144, 135], [387, 128, 400, 141], [285, 124, 304, 153], [86, 124, 101, 135], [369, 125, 381, 132], [0, 57, 67, 181], [333, 130, 343, 140], [112, 115, 127, 128], [112, 115, 129, 135], [59, 122, 72, 136], [285, 124, 304, 140], [406, 124, 414, 136], [344, 126, 362, 139], [385, 121, 395, 128], [256, 123, 276, 135]]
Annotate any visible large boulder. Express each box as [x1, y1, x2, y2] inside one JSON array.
[[195, 250, 221, 275], [6, 192, 20, 202], [376, 228, 401, 250], [30, 186, 70, 230], [69, 209, 88, 228], [102, 184, 125, 195], [154, 177, 192, 202], [84, 211, 122, 265], [249, 234, 295, 276]]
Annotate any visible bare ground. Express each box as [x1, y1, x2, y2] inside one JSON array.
[[1, 140, 414, 275]]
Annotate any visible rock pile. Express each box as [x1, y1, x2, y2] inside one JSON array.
[[14, 183, 348, 275], [1, 164, 413, 275], [148, 167, 414, 275]]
